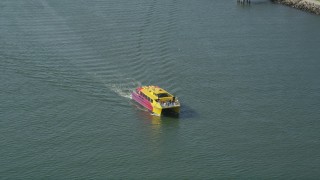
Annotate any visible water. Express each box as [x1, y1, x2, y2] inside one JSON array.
[[1, 0, 320, 178]]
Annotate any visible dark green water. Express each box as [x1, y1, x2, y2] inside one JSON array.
[[1, 0, 320, 178]]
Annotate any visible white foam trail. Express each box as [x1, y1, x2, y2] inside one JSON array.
[[110, 84, 132, 99], [86, 71, 141, 99], [132, 103, 149, 112], [108, 78, 141, 99], [151, 113, 161, 117]]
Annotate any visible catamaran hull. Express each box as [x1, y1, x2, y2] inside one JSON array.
[[131, 92, 180, 116], [131, 92, 153, 111]]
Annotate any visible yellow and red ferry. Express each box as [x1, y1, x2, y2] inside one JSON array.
[[131, 86, 180, 116]]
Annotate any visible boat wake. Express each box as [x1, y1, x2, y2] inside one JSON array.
[[86, 70, 141, 99], [151, 113, 161, 117], [108, 78, 141, 99], [132, 103, 149, 112]]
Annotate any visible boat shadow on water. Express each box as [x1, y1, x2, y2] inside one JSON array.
[[131, 105, 178, 125], [161, 108, 180, 118], [131, 100, 198, 121], [178, 104, 198, 119]]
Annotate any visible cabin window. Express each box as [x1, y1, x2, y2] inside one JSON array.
[[157, 93, 170, 98]]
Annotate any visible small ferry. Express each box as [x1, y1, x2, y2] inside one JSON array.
[[131, 86, 180, 116]]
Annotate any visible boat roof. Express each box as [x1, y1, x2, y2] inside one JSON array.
[[138, 86, 173, 99]]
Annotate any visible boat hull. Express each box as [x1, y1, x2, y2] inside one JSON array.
[[131, 91, 180, 116], [131, 92, 153, 111]]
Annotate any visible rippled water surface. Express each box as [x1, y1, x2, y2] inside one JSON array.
[[1, 0, 320, 178]]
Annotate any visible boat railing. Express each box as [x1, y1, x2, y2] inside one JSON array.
[[158, 100, 180, 108]]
